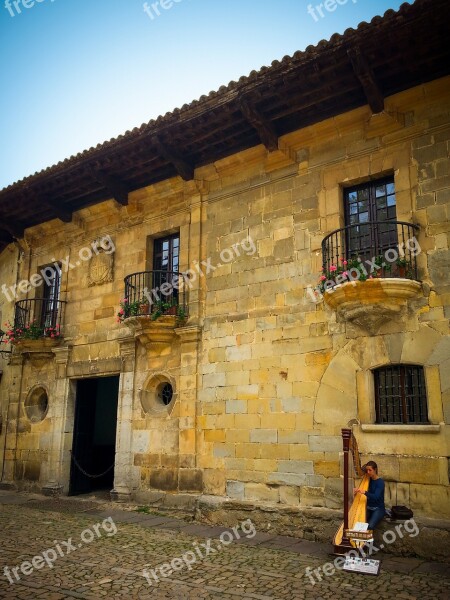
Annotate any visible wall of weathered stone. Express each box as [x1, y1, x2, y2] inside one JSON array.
[[195, 76, 450, 518], [0, 244, 20, 483], [0, 76, 448, 521]]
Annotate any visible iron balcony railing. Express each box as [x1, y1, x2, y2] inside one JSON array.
[[124, 271, 188, 318], [321, 221, 420, 280], [14, 299, 66, 337]]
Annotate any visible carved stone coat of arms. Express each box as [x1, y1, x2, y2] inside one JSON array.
[[87, 249, 114, 287]]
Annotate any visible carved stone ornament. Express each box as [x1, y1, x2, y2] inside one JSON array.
[[88, 247, 114, 287]]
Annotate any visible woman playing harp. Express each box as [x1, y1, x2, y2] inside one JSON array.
[[354, 461, 385, 531]]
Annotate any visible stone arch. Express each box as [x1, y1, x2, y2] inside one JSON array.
[[314, 327, 446, 430]]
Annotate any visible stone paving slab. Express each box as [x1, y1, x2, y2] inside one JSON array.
[[0, 490, 449, 599], [259, 535, 299, 546], [283, 540, 330, 558], [414, 561, 450, 576]]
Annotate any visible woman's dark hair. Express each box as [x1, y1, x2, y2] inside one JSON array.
[[364, 461, 378, 473]]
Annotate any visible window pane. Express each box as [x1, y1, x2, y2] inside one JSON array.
[[375, 185, 386, 197], [387, 194, 396, 207], [377, 196, 387, 209], [358, 200, 368, 212]]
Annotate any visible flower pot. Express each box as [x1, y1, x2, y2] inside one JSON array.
[[139, 304, 150, 315], [397, 265, 407, 278], [164, 305, 177, 316]]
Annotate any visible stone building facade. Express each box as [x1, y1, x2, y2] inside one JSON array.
[[0, 0, 449, 532]]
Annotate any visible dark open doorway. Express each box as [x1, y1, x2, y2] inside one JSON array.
[[70, 376, 119, 496]]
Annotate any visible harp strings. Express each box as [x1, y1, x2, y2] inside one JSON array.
[[350, 432, 365, 478]]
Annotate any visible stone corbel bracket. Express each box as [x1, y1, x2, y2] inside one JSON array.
[[324, 279, 422, 336], [22, 351, 55, 369], [13, 338, 62, 368], [124, 316, 179, 354]]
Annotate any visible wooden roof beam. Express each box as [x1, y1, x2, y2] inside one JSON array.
[[0, 218, 24, 239], [40, 197, 73, 223], [89, 167, 129, 206], [348, 48, 385, 114], [151, 135, 194, 181], [239, 97, 279, 152]]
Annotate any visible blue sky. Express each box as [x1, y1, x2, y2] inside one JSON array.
[[0, 0, 410, 190]]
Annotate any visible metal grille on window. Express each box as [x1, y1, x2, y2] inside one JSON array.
[[161, 383, 173, 406], [374, 365, 428, 424]]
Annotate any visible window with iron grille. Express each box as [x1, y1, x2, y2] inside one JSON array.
[[374, 365, 428, 424]]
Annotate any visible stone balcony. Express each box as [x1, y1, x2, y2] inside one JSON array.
[[321, 220, 421, 334], [121, 270, 188, 352], [9, 299, 65, 363]]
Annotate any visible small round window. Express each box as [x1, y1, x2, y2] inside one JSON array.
[[141, 374, 177, 415], [25, 386, 49, 423]]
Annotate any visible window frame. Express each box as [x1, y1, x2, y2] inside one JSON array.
[[152, 233, 180, 273], [39, 262, 61, 329], [374, 364, 429, 425], [344, 176, 397, 260]]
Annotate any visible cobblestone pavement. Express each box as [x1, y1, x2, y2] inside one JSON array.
[[0, 491, 449, 599]]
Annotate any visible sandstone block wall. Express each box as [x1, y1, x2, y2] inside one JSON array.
[[0, 77, 448, 519]]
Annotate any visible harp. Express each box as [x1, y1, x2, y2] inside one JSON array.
[[333, 428, 370, 554]]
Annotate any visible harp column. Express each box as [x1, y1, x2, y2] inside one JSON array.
[[335, 427, 354, 554]]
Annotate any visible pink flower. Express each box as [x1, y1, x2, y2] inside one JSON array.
[[320, 275, 326, 281], [342, 271, 348, 277], [343, 260, 348, 266], [330, 265, 337, 272]]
